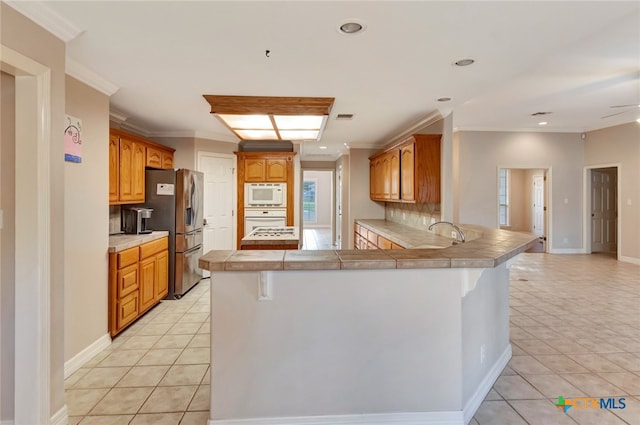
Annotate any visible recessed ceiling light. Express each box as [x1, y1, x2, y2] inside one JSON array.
[[538, 121, 548, 126], [437, 97, 451, 102], [454, 58, 475, 67], [319, 146, 328, 150], [338, 20, 366, 35]]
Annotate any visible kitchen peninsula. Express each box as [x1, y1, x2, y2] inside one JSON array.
[[199, 223, 537, 425]]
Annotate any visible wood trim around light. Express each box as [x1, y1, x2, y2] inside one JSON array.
[[203, 95, 334, 115]]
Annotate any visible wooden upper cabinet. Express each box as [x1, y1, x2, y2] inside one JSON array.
[[110, 129, 175, 204], [266, 159, 287, 181], [109, 134, 120, 203], [244, 158, 267, 181], [161, 151, 174, 169], [146, 146, 162, 169], [369, 134, 441, 204], [119, 137, 145, 203], [389, 150, 400, 200], [400, 143, 415, 201]]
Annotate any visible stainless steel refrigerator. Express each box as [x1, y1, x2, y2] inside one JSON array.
[[140, 169, 204, 299]]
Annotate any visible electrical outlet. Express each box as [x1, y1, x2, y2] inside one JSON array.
[[451, 230, 457, 239], [402, 212, 406, 220], [422, 216, 427, 226], [480, 345, 486, 364], [391, 210, 394, 217], [430, 217, 436, 225]]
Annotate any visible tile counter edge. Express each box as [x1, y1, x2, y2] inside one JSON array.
[[108, 231, 169, 253], [199, 223, 538, 271]]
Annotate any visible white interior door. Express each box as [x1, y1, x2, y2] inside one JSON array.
[[198, 153, 235, 267], [532, 175, 544, 237], [591, 169, 617, 253]]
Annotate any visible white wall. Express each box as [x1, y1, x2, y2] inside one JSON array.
[[584, 123, 640, 261], [456, 131, 584, 252], [210, 269, 463, 419], [347, 149, 385, 248], [303, 170, 332, 227], [64, 76, 110, 364]]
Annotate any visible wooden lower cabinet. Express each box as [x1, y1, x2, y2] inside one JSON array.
[[109, 237, 169, 337], [354, 224, 405, 250]]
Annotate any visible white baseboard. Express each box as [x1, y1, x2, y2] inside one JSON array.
[[64, 333, 111, 378], [548, 248, 586, 254], [620, 256, 640, 265], [462, 344, 512, 424], [50, 405, 68, 425], [209, 411, 464, 425]]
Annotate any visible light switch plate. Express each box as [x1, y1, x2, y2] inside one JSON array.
[[0, 208, 3, 230]]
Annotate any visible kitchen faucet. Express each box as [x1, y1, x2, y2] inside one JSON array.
[[428, 221, 466, 243]]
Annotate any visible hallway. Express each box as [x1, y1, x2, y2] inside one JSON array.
[[65, 253, 640, 424]]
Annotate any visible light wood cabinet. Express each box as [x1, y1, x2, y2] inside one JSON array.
[[400, 143, 415, 201], [242, 157, 288, 182], [109, 135, 120, 203], [109, 237, 169, 337], [235, 152, 296, 248], [369, 134, 440, 204], [353, 224, 405, 250], [109, 129, 175, 205], [118, 137, 146, 203]]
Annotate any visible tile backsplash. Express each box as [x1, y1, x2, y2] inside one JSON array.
[[109, 205, 121, 234], [385, 203, 441, 231]]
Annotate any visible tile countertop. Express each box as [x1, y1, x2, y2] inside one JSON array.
[[199, 221, 539, 271], [108, 231, 169, 253]]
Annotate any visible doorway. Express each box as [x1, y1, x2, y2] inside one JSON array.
[[197, 152, 236, 276], [301, 169, 335, 250], [585, 166, 619, 256], [498, 167, 549, 253], [1, 46, 54, 424]]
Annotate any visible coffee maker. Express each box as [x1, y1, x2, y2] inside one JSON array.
[[122, 207, 153, 234]]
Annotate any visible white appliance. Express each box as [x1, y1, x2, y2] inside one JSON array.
[[244, 208, 287, 236], [245, 183, 286, 207]]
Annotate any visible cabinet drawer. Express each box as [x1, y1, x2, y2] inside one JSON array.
[[117, 291, 139, 330], [391, 242, 405, 250], [366, 229, 378, 244], [117, 246, 139, 268], [117, 263, 139, 298], [377, 235, 392, 250], [140, 237, 168, 259]]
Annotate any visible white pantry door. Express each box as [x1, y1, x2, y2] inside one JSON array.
[[591, 169, 617, 253], [198, 153, 235, 268]]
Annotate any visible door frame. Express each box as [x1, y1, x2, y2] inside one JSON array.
[[1, 45, 53, 424], [583, 163, 621, 258], [497, 166, 552, 253], [300, 168, 336, 247]]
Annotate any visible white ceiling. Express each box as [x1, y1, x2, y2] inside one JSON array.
[[9, 1, 640, 160]]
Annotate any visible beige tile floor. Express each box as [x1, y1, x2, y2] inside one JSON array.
[[302, 227, 337, 250], [65, 253, 640, 425]]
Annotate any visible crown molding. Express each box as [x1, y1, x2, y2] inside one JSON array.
[[66, 58, 119, 96], [150, 130, 238, 143], [5, 1, 83, 42]]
